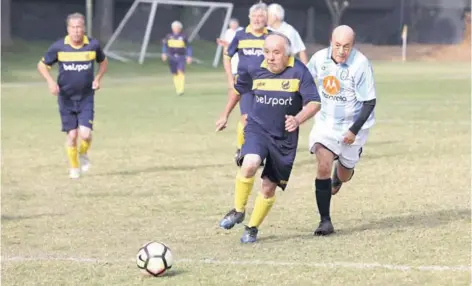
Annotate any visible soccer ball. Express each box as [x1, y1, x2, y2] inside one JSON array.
[[136, 241, 173, 276]]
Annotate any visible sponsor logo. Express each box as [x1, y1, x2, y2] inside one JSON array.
[[255, 94, 293, 106], [242, 48, 263, 56], [62, 63, 92, 72], [322, 75, 347, 101]]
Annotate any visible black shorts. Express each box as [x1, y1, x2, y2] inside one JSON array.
[[58, 95, 94, 132]]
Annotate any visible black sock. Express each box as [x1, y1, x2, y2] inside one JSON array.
[[315, 178, 332, 221]]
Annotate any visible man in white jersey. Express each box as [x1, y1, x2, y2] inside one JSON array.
[[306, 25, 376, 236], [216, 18, 243, 79], [267, 3, 308, 64]]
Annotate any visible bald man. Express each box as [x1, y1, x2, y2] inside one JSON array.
[[306, 25, 377, 236], [216, 32, 321, 243]]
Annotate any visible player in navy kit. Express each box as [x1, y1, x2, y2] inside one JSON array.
[[37, 13, 108, 179], [216, 32, 321, 243], [162, 21, 193, 96]]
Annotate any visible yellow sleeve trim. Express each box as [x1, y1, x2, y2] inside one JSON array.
[[233, 88, 240, 95], [38, 60, 51, 69], [224, 54, 232, 60]]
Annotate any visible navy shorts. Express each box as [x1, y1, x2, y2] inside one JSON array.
[[168, 55, 186, 74], [239, 123, 297, 190], [58, 95, 94, 132], [239, 91, 253, 116]]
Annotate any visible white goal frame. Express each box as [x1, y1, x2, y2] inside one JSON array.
[[103, 0, 234, 67]]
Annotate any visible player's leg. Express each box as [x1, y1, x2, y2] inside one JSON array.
[[312, 143, 336, 235], [77, 96, 94, 172], [168, 58, 180, 95], [175, 58, 186, 96], [60, 100, 80, 178], [332, 129, 369, 195], [234, 92, 251, 165], [220, 129, 268, 230]]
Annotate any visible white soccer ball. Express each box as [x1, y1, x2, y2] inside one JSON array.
[[136, 241, 173, 277]]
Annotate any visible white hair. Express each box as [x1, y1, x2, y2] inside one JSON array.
[[229, 18, 239, 25], [266, 32, 292, 56], [171, 21, 183, 29], [268, 3, 285, 21], [249, 2, 268, 15]]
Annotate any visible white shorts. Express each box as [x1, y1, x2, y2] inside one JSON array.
[[308, 125, 370, 169]]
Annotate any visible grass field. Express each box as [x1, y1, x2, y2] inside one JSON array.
[[1, 51, 471, 285]]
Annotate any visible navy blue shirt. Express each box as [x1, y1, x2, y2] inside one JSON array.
[[225, 26, 270, 74], [234, 56, 321, 139], [41, 35, 106, 101], [162, 33, 192, 57]]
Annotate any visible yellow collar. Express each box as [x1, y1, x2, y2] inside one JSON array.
[[245, 25, 269, 36], [261, 56, 295, 71], [64, 35, 89, 49]]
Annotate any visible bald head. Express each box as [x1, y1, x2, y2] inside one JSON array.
[[264, 32, 292, 73], [330, 25, 355, 64]]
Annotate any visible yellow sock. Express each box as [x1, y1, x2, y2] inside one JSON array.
[[79, 140, 90, 155], [234, 173, 255, 212], [172, 75, 179, 94], [248, 193, 276, 228], [178, 73, 185, 94], [236, 121, 245, 149], [66, 146, 79, 168]]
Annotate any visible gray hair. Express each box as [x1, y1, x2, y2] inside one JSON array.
[[249, 2, 268, 15], [66, 13, 85, 25], [171, 21, 183, 29], [229, 18, 239, 25], [267, 32, 293, 56], [268, 3, 285, 21]]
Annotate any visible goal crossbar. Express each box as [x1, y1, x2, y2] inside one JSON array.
[[103, 0, 234, 67]]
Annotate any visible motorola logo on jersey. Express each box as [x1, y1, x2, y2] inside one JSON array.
[[321, 75, 347, 101], [256, 94, 293, 106], [63, 63, 92, 72], [242, 48, 263, 56]]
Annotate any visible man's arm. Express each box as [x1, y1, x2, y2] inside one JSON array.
[[37, 44, 59, 95], [92, 44, 108, 90], [223, 36, 239, 83], [292, 29, 308, 64], [349, 61, 376, 135]]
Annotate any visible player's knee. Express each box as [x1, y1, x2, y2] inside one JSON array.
[[261, 179, 276, 198], [337, 163, 354, 182], [78, 126, 92, 141], [317, 159, 332, 179], [66, 129, 78, 146], [240, 154, 261, 177]]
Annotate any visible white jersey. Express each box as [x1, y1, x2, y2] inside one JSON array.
[[269, 22, 306, 55], [224, 27, 243, 74], [306, 47, 376, 135]]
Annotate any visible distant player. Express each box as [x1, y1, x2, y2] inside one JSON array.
[[306, 25, 377, 236], [223, 2, 269, 164], [215, 33, 321, 243], [216, 18, 243, 79], [268, 3, 308, 64], [162, 21, 193, 96], [37, 13, 108, 179]]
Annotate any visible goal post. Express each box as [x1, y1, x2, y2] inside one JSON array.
[[103, 0, 234, 67]]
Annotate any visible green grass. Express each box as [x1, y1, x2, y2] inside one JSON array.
[[1, 45, 471, 285]]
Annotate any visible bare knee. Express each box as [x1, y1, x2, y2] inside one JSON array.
[[67, 129, 78, 146], [336, 162, 354, 182], [315, 144, 334, 179], [261, 178, 276, 198], [240, 154, 261, 178], [79, 126, 92, 141]]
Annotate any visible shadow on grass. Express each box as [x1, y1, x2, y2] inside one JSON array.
[[257, 208, 471, 242], [94, 163, 230, 177], [1, 213, 64, 222]]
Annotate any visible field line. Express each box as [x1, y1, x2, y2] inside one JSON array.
[[3, 256, 470, 272]]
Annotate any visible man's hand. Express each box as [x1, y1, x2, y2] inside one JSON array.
[[186, 56, 192, 65], [161, 54, 167, 62], [343, 130, 356, 145], [47, 79, 59, 96], [285, 115, 300, 132], [92, 78, 101, 90], [215, 116, 228, 132], [216, 38, 229, 47]]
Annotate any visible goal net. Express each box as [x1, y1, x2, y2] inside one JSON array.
[[103, 0, 234, 67]]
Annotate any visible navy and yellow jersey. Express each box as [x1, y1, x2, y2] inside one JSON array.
[[162, 33, 193, 57], [41, 35, 106, 100], [225, 26, 270, 74], [234, 56, 321, 139]]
